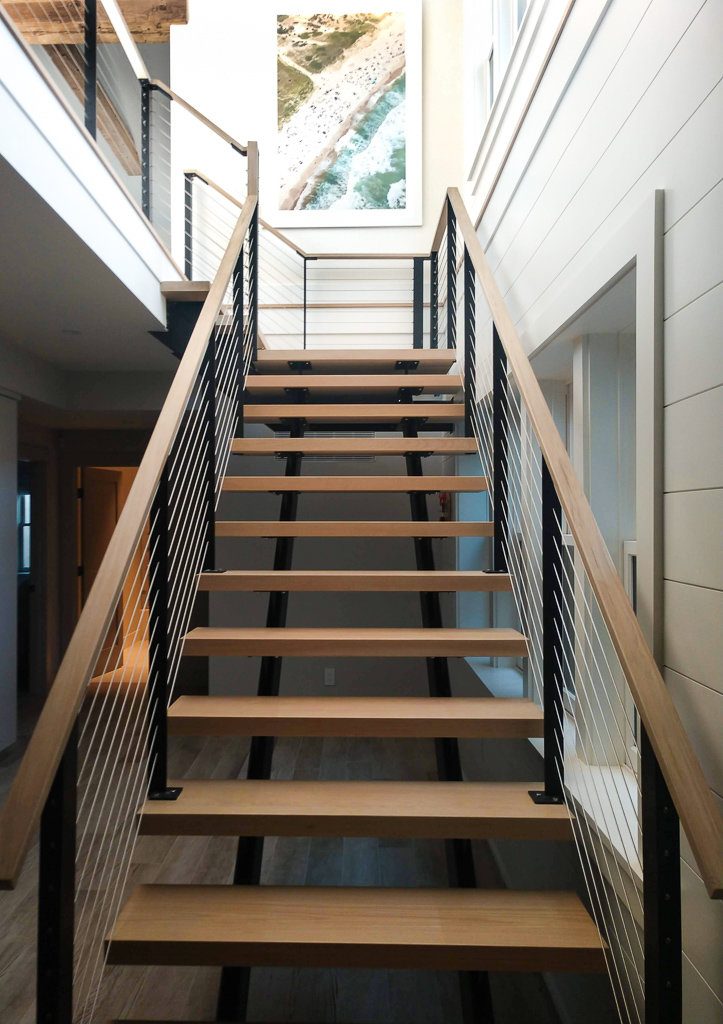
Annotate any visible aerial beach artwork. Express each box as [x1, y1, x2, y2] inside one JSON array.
[[275, 2, 422, 225]]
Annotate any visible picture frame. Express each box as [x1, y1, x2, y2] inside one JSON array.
[[272, 0, 422, 227]]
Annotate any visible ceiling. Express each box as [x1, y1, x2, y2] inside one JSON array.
[[531, 268, 636, 382], [0, 157, 177, 374]]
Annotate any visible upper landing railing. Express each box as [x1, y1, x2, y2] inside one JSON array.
[[0, 0, 258, 279]]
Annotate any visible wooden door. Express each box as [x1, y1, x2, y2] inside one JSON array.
[[80, 468, 124, 676]]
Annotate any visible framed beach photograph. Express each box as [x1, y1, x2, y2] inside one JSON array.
[[273, 0, 423, 226]]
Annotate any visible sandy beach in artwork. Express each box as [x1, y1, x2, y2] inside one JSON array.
[[277, 12, 406, 211]]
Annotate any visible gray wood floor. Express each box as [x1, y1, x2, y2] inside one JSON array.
[[1, 704, 562, 1024]]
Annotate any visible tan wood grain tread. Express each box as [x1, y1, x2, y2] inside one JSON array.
[[106, 884, 605, 972], [255, 349, 457, 373], [221, 475, 487, 493], [230, 437, 477, 455], [244, 374, 462, 395], [167, 696, 542, 739], [182, 627, 527, 658], [216, 520, 494, 538], [161, 281, 211, 302], [244, 404, 463, 423], [198, 570, 511, 592], [139, 780, 573, 841]]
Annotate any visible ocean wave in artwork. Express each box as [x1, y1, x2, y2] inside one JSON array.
[[300, 74, 406, 211]]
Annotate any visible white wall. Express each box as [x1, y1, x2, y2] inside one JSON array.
[[0, 393, 18, 751], [171, 0, 463, 253], [463, 0, 723, 1019]]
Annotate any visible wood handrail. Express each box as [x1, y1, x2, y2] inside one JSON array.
[[149, 79, 249, 155], [0, 193, 258, 890], [446, 187, 722, 899]]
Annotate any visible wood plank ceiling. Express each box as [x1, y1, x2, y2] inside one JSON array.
[[4, 1, 187, 44]]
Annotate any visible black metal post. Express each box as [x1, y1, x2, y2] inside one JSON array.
[[204, 332, 217, 571], [413, 256, 424, 349], [463, 246, 476, 437], [83, 0, 97, 138], [37, 723, 77, 1024], [642, 728, 682, 1024], [233, 244, 245, 436], [530, 460, 565, 805], [303, 257, 308, 350], [491, 325, 509, 573], [249, 204, 259, 363], [148, 465, 181, 801], [184, 172, 194, 280], [430, 251, 439, 349], [447, 198, 457, 349], [140, 79, 151, 219]]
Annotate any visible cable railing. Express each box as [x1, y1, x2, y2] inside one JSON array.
[[0, 190, 258, 1022], [0, 0, 256, 281], [438, 187, 722, 1021]]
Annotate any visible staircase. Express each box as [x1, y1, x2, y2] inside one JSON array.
[[1, 141, 718, 1023], [104, 346, 606, 1020]]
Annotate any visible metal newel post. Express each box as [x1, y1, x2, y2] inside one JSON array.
[[36, 724, 77, 1024], [642, 728, 682, 1024], [430, 251, 439, 349], [303, 257, 308, 350], [148, 465, 181, 802], [233, 244, 245, 437], [251, 204, 259, 363], [205, 332, 217, 570], [463, 246, 475, 437], [140, 79, 151, 219], [83, 0, 97, 138], [530, 460, 565, 805], [492, 325, 509, 572], [184, 173, 194, 280], [447, 197, 457, 349], [412, 256, 424, 349]]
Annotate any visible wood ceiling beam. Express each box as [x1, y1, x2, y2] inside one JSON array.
[[4, 1, 187, 45]]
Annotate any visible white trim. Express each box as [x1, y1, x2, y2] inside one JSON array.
[[467, 0, 545, 187]]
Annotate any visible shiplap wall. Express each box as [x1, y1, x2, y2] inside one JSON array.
[[464, 0, 722, 1020]]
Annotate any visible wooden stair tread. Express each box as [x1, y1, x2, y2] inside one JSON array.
[[167, 696, 543, 738], [198, 570, 512, 592], [230, 437, 477, 455], [139, 779, 573, 840], [254, 348, 457, 373], [216, 520, 494, 537], [245, 404, 463, 423], [106, 884, 605, 972], [221, 475, 487, 492], [182, 626, 528, 657], [161, 280, 211, 302], [245, 374, 462, 394]]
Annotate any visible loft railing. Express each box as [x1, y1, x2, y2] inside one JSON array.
[[0, 189, 258, 1021], [0, 0, 257, 279], [180, 170, 433, 349], [437, 187, 722, 1022]]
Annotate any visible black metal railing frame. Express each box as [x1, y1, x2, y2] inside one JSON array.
[[451, 207, 683, 1021], [32, 200, 258, 1024]]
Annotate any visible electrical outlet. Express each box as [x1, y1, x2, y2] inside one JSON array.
[[324, 667, 336, 687]]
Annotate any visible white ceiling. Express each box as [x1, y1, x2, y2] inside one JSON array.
[[0, 157, 177, 374], [531, 269, 636, 382]]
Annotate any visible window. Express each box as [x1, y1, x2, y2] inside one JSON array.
[[515, 0, 529, 31], [17, 490, 31, 575]]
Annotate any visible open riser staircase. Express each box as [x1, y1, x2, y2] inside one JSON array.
[[0, 7, 720, 1017]]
